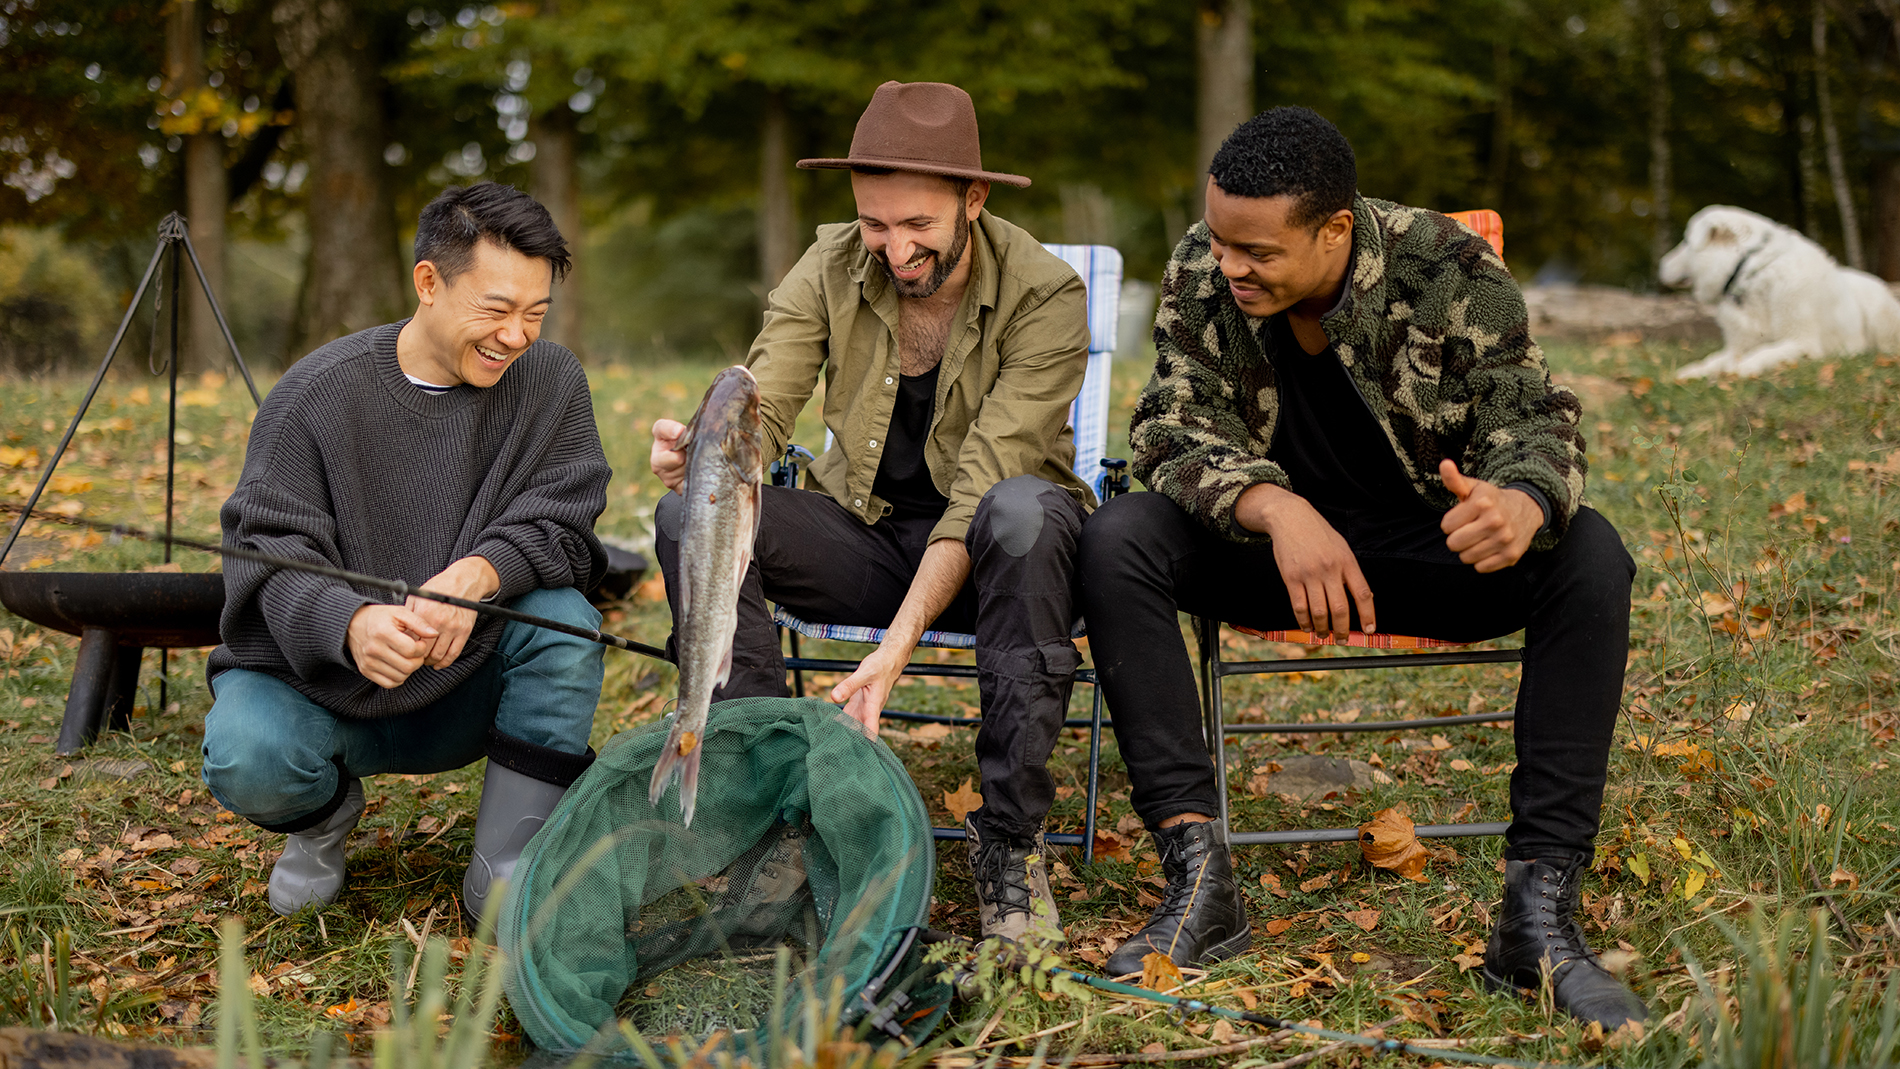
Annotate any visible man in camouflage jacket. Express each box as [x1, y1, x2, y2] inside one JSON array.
[[1077, 108, 1646, 1032]]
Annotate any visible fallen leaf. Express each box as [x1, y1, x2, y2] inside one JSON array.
[[1680, 868, 1706, 899], [1264, 918, 1294, 936], [1091, 830, 1135, 863], [1359, 807, 1432, 881], [1210, 1019, 1235, 1043], [1829, 866, 1859, 891], [1343, 909, 1381, 932], [941, 778, 982, 824], [1139, 951, 1184, 992], [1299, 872, 1335, 893], [48, 474, 92, 494], [1259, 872, 1289, 899], [1429, 734, 1452, 751], [1350, 952, 1371, 963], [1139, 1043, 1166, 1055], [1448, 758, 1473, 772], [1452, 942, 1486, 973]]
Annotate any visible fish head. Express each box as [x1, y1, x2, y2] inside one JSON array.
[[683, 365, 764, 483]]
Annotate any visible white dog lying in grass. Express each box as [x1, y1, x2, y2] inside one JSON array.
[[1660, 205, 1900, 379]]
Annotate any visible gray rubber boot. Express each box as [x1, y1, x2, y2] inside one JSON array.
[[462, 762, 568, 921], [268, 778, 366, 916]]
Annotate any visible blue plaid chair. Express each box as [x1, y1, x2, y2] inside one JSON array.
[[772, 243, 1126, 860]]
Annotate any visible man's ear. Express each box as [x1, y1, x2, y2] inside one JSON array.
[[413, 260, 442, 307], [1320, 209, 1353, 252], [965, 179, 991, 221]]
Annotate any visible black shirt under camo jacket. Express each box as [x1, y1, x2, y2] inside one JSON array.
[[1130, 195, 1587, 553]]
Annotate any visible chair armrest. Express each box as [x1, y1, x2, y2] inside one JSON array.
[[770, 443, 816, 488]]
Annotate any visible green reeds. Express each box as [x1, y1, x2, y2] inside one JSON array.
[[1690, 910, 1900, 1068]]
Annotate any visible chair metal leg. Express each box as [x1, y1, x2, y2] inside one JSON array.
[[1196, 618, 1231, 830], [1084, 681, 1103, 864], [786, 627, 804, 697]]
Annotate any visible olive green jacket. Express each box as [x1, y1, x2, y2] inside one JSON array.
[[747, 209, 1095, 544]]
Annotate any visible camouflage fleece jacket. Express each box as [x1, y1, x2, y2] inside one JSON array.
[[1131, 195, 1585, 551]]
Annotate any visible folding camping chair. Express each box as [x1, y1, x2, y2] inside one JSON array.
[[770, 243, 1126, 860], [1197, 209, 1523, 847]]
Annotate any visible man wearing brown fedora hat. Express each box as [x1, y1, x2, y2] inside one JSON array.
[[648, 81, 1094, 946]]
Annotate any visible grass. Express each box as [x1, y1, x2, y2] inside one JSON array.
[[0, 335, 1896, 1066]]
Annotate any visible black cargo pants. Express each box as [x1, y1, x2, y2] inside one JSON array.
[[1077, 491, 1636, 862], [655, 475, 1087, 844]]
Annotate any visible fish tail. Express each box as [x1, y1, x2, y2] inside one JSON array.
[[647, 722, 705, 827], [648, 729, 685, 807], [679, 747, 701, 828]]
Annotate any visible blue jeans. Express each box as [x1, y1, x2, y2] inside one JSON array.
[[202, 587, 604, 828]]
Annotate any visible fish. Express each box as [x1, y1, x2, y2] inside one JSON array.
[[649, 365, 764, 827]]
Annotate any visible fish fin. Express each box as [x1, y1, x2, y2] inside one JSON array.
[[720, 417, 764, 484], [716, 638, 734, 690]]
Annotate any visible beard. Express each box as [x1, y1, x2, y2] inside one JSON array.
[[880, 210, 971, 299]]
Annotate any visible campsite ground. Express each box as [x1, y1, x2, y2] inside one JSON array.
[[1, 336, 1896, 1065]]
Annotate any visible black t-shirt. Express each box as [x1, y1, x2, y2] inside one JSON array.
[[872, 364, 951, 521], [1263, 314, 1448, 558]]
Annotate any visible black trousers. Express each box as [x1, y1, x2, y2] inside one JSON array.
[[655, 476, 1088, 842], [1075, 492, 1635, 861]]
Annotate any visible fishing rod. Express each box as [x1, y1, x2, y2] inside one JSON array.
[[0, 504, 672, 663], [921, 933, 1586, 1069]]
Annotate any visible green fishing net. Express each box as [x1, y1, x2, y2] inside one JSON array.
[[497, 696, 950, 1057]]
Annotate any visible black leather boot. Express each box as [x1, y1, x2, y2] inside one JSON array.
[[1483, 855, 1648, 1029], [1105, 819, 1250, 977]]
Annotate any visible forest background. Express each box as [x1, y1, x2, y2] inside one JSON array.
[[6, 0, 1900, 373]]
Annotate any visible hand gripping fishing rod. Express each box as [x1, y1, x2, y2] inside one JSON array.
[[0, 504, 672, 663]]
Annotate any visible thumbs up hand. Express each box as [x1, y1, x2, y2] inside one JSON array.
[[1437, 459, 1543, 573]]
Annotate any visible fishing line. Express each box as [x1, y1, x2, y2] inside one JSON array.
[[924, 933, 1594, 1069], [0, 503, 672, 662]]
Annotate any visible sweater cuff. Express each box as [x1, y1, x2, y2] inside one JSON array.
[[471, 538, 539, 602], [307, 584, 376, 671], [1503, 481, 1552, 535]]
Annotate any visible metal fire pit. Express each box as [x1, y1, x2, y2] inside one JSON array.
[[0, 571, 224, 754]]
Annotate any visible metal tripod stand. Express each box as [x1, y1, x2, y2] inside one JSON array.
[[0, 212, 261, 749]]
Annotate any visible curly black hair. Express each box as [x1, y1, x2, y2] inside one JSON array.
[[1208, 107, 1357, 232], [415, 181, 572, 283]]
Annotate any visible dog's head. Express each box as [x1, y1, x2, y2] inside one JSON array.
[[1659, 206, 1771, 303]]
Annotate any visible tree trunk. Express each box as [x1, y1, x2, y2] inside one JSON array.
[[531, 107, 584, 359], [1874, 157, 1900, 281], [167, 0, 224, 374], [1483, 36, 1511, 211], [1813, 2, 1865, 269], [272, 0, 405, 358], [1194, 0, 1254, 221], [1645, 0, 1673, 279], [757, 91, 799, 300]]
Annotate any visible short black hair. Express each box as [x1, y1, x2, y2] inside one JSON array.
[[414, 182, 571, 283], [1208, 107, 1357, 231], [849, 166, 975, 201]]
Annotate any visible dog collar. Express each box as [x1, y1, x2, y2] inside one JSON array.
[[1721, 240, 1770, 301]]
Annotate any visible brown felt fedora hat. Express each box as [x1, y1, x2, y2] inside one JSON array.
[[798, 81, 1031, 188]]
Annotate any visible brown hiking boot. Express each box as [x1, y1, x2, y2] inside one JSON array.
[[966, 817, 1065, 945]]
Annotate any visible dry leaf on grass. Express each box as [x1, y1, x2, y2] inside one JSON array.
[[1343, 908, 1381, 931], [1259, 872, 1289, 899], [1298, 871, 1334, 893], [1139, 951, 1184, 992], [1452, 942, 1486, 972], [1264, 918, 1294, 936], [942, 778, 982, 824], [1359, 807, 1432, 881]]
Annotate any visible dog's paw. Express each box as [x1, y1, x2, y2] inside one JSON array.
[[1673, 354, 1730, 380]]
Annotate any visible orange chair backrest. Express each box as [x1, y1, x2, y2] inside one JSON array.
[[1446, 209, 1504, 262]]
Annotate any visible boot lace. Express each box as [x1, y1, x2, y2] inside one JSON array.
[[1151, 832, 1209, 920], [973, 838, 1034, 919]]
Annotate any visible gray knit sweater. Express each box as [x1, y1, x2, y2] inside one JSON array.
[[208, 322, 610, 718]]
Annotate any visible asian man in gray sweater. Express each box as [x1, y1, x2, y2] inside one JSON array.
[[202, 182, 611, 919]]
